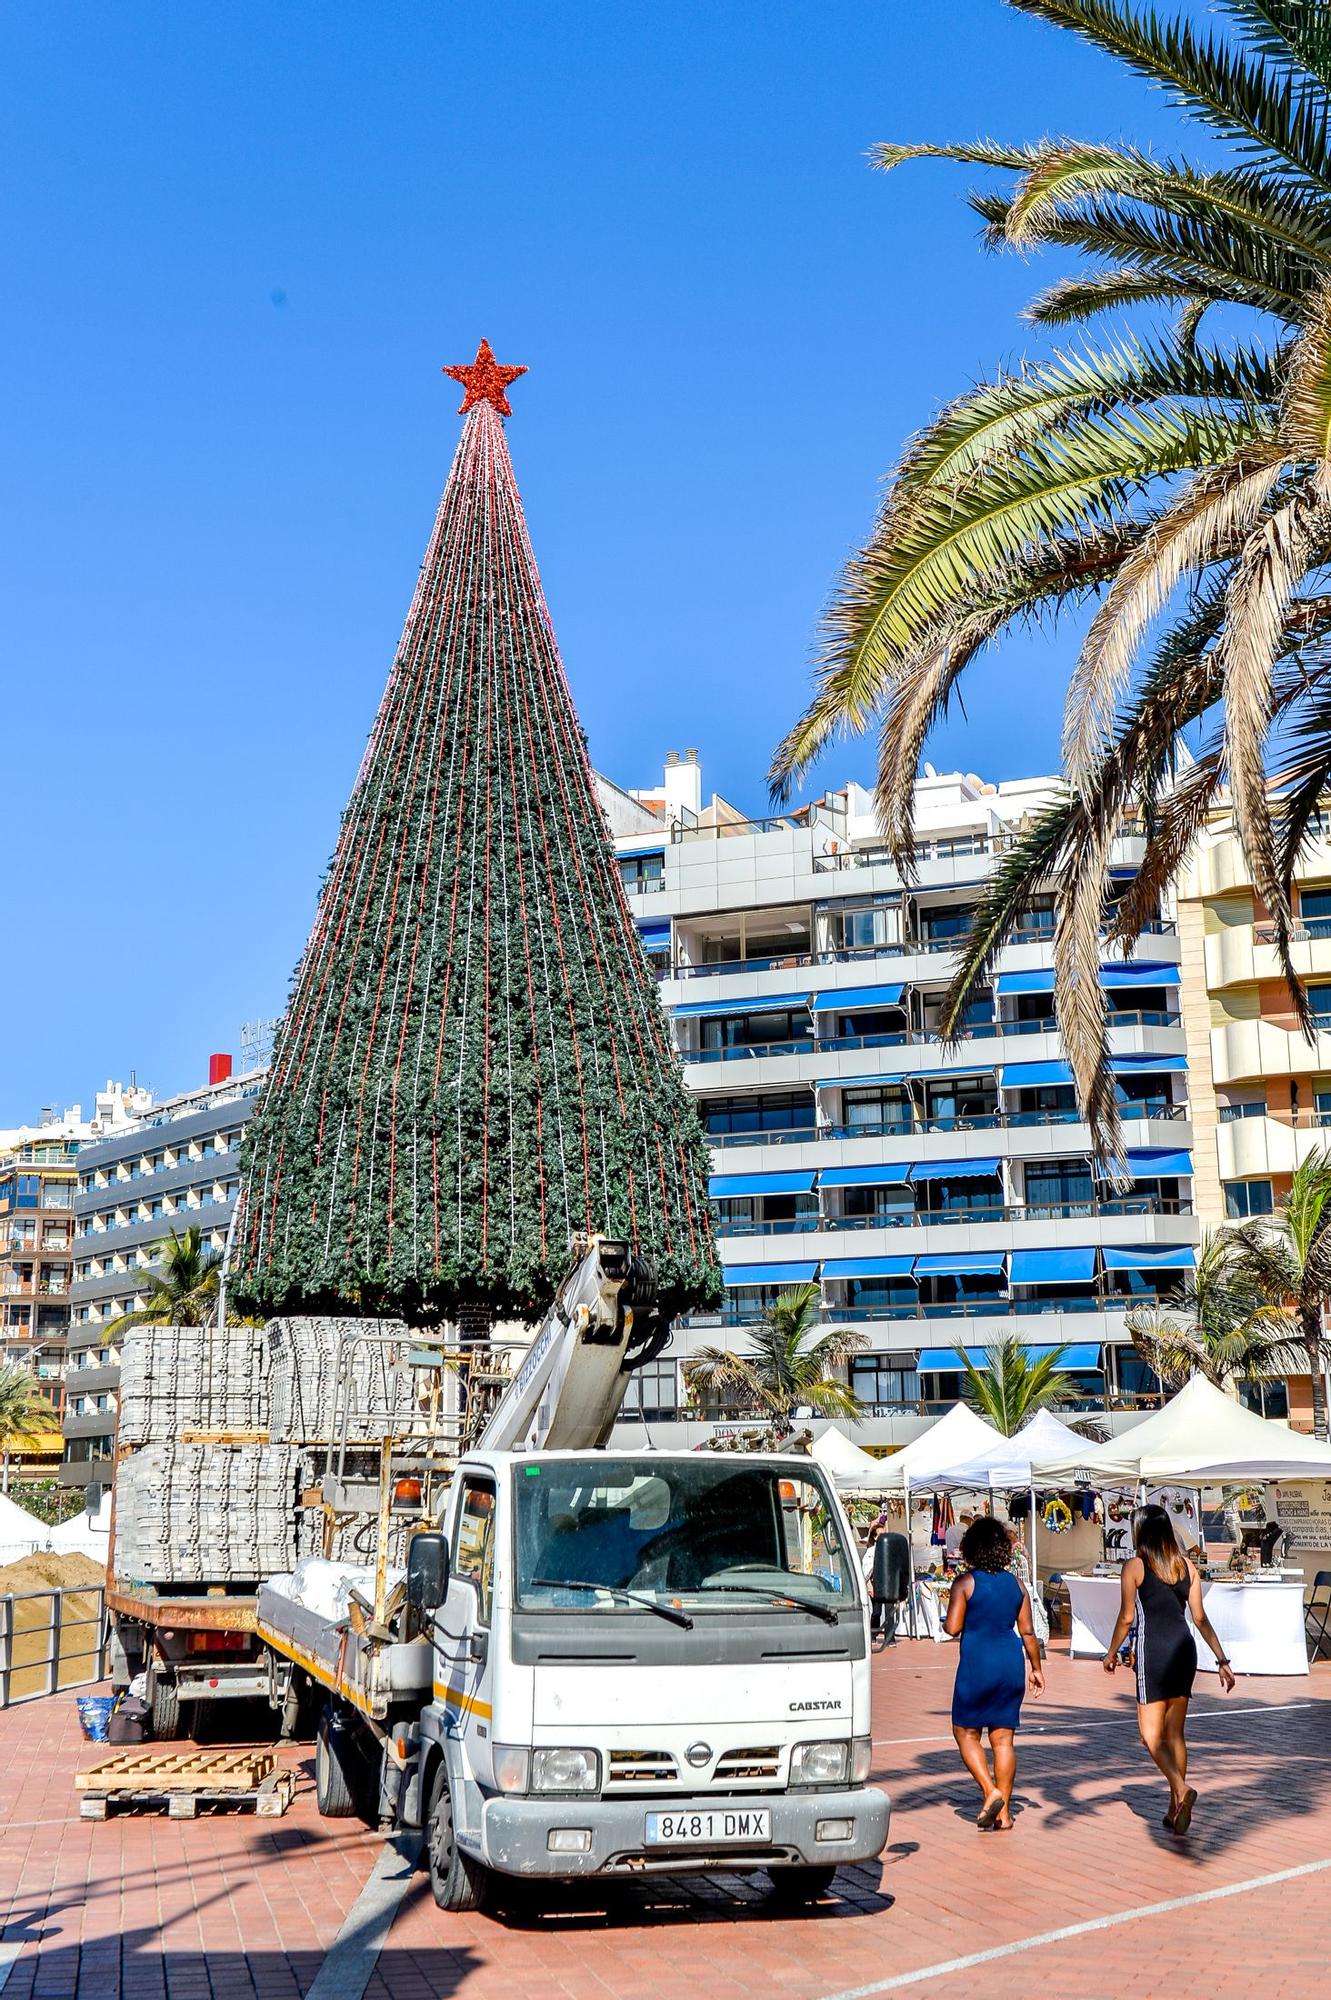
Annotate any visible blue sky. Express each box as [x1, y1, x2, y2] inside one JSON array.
[[2, 1, 1187, 1119]]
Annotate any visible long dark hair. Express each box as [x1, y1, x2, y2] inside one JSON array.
[[1133, 1504, 1188, 1584]]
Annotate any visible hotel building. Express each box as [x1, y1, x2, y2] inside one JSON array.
[[603, 758, 1198, 1449]]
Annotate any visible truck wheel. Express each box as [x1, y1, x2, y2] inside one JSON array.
[[767, 1864, 837, 1903], [315, 1706, 360, 1818], [426, 1762, 489, 1912], [150, 1677, 182, 1741]]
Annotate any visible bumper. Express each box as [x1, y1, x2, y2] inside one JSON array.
[[173, 1666, 269, 1701], [478, 1785, 891, 1879]]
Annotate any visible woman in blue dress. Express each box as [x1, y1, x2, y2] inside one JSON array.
[[945, 1516, 1044, 1831]]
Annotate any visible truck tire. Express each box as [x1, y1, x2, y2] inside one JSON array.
[[766, 1864, 837, 1903], [150, 1677, 182, 1741], [426, 1762, 489, 1912], [315, 1706, 360, 1818]]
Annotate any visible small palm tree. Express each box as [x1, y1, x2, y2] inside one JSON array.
[[683, 1284, 867, 1431], [0, 1362, 54, 1495], [106, 1226, 225, 1334], [1228, 1150, 1331, 1437], [955, 1336, 1074, 1436], [1128, 1231, 1300, 1398]]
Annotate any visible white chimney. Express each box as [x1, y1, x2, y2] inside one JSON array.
[[662, 748, 702, 821]]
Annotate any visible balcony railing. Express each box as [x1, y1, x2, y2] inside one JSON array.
[[705, 1102, 1186, 1147], [661, 921, 1177, 983], [679, 1291, 1174, 1329], [713, 1196, 1192, 1236], [1256, 918, 1331, 944], [681, 1011, 1181, 1064]]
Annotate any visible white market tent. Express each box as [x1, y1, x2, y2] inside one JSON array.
[[872, 1402, 1004, 1492], [810, 1427, 892, 1490], [929, 1407, 1094, 1493], [47, 1510, 110, 1563], [1035, 1373, 1331, 1486], [0, 1492, 50, 1567]]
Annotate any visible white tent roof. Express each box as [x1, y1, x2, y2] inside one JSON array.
[[935, 1409, 1095, 1492], [47, 1511, 110, 1561], [872, 1403, 1004, 1491], [810, 1427, 892, 1490], [1035, 1374, 1331, 1485], [0, 1491, 49, 1566]]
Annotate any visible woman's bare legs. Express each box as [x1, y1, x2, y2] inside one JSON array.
[[1162, 1697, 1189, 1785], [953, 1724, 1002, 1820], [989, 1727, 1016, 1828], [1137, 1699, 1188, 1812]]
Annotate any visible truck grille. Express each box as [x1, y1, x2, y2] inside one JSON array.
[[713, 1745, 781, 1782], [607, 1749, 679, 1786]]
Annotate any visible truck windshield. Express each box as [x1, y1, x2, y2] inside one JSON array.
[[514, 1458, 854, 1612]]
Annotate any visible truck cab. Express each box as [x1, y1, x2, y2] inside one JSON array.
[[412, 1445, 889, 1909]]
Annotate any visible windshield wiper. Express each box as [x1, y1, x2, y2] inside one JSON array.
[[692, 1584, 840, 1626], [529, 1578, 694, 1630]]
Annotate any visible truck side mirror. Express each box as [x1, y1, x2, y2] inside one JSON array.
[[406, 1532, 450, 1636]]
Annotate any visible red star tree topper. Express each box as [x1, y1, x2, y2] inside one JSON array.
[[442, 337, 528, 416]]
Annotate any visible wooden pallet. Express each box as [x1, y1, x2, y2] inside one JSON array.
[[77, 1749, 294, 1819]]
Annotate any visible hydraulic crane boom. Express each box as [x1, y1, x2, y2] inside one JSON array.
[[477, 1235, 663, 1455]]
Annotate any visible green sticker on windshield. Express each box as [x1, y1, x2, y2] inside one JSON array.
[[524, 1465, 541, 1476]]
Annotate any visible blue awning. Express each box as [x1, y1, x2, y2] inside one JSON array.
[[819, 1162, 913, 1188], [1111, 1053, 1188, 1074], [996, 961, 1181, 997], [709, 1171, 817, 1198], [997, 1059, 1075, 1089], [918, 1342, 1103, 1372], [1122, 1148, 1193, 1179], [620, 844, 665, 859], [673, 993, 810, 1019], [822, 1255, 916, 1280], [1101, 1244, 1194, 1271], [995, 968, 1056, 996], [913, 1251, 1008, 1278], [722, 1261, 819, 1287], [908, 1157, 1002, 1182], [1101, 960, 1179, 988], [809, 983, 906, 1011], [636, 920, 671, 946], [817, 1067, 965, 1089], [1009, 1247, 1097, 1285]]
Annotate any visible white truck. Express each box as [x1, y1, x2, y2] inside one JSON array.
[[257, 1238, 890, 1911]]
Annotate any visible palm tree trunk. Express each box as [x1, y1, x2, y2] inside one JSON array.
[[1302, 1307, 1328, 1440]]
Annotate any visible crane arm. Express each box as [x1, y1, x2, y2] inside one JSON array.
[[477, 1236, 662, 1455]]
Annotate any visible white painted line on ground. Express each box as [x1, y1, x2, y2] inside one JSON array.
[[303, 1831, 424, 2000], [872, 1698, 1312, 1748], [819, 1854, 1331, 1998]]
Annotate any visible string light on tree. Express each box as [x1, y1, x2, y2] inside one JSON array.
[[235, 345, 719, 1328]]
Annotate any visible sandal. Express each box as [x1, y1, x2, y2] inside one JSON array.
[[976, 1793, 1005, 1830], [1171, 1788, 1198, 1836]]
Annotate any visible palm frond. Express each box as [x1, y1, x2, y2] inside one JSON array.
[[1024, 267, 1228, 325], [1221, 1, 1331, 95]]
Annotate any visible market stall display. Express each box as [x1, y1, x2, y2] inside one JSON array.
[[1064, 1571, 1309, 1676]]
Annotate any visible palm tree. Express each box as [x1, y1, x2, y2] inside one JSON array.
[[770, 0, 1331, 1156], [1127, 1229, 1301, 1396], [1228, 1149, 1331, 1435], [682, 1283, 867, 1431], [955, 1336, 1074, 1435], [106, 1226, 225, 1334], [0, 1362, 54, 1495]]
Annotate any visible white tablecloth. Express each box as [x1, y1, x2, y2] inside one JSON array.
[[1065, 1573, 1308, 1677]]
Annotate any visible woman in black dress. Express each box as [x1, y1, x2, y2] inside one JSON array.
[[1102, 1505, 1236, 1833]]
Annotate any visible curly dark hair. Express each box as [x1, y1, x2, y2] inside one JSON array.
[[959, 1515, 1014, 1573]]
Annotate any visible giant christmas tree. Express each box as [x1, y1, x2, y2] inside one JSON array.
[[235, 342, 720, 1326]]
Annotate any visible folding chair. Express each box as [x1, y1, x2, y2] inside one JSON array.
[[1304, 1572, 1331, 1662]]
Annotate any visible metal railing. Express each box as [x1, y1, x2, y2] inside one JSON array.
[[1256, 918, 1331, 944], [0, 1584, 107, 1707], [680, 1010, 1180, 1062], [705, 1101, 1186, 1147], [712, 1195, 1192, 1236], [679, 1291, 1175, 1330], [660, 922, 1178, 983]]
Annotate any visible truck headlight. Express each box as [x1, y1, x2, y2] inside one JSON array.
[[531, 1747, 600, 1795], [790, 1740, 850, 1787], [492, 1745, 531, 1794]]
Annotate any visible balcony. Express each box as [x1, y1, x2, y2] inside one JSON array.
[[662, 923, 1177, 985], [679, 1293, 1165, 1330], [705, 1101, 1187, 1150], [712, 1195, 1192, 1238]]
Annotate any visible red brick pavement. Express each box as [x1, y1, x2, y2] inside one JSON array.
[[3, 1644, 1330, 1999]]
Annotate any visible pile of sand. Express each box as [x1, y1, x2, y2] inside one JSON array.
[[0, 1550, 104, 1593]]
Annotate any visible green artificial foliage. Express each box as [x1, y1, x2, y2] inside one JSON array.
[[235, 387, 720, 1326]]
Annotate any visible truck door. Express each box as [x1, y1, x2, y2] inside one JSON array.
[[435, 1471, 497, 1762]]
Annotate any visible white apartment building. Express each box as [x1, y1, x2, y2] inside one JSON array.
[[604, 760, 1197, 1450]]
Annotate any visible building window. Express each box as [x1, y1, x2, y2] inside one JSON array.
[[1308, 985, 1331, 1026], [620, 1359, 679, 1421], [619, 852, 664, 895], [849, 1356, 920, 1409], [1224, 1179, 1274, 1219]]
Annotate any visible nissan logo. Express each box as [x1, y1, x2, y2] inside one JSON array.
[[685, 1742, 712, 1768]]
